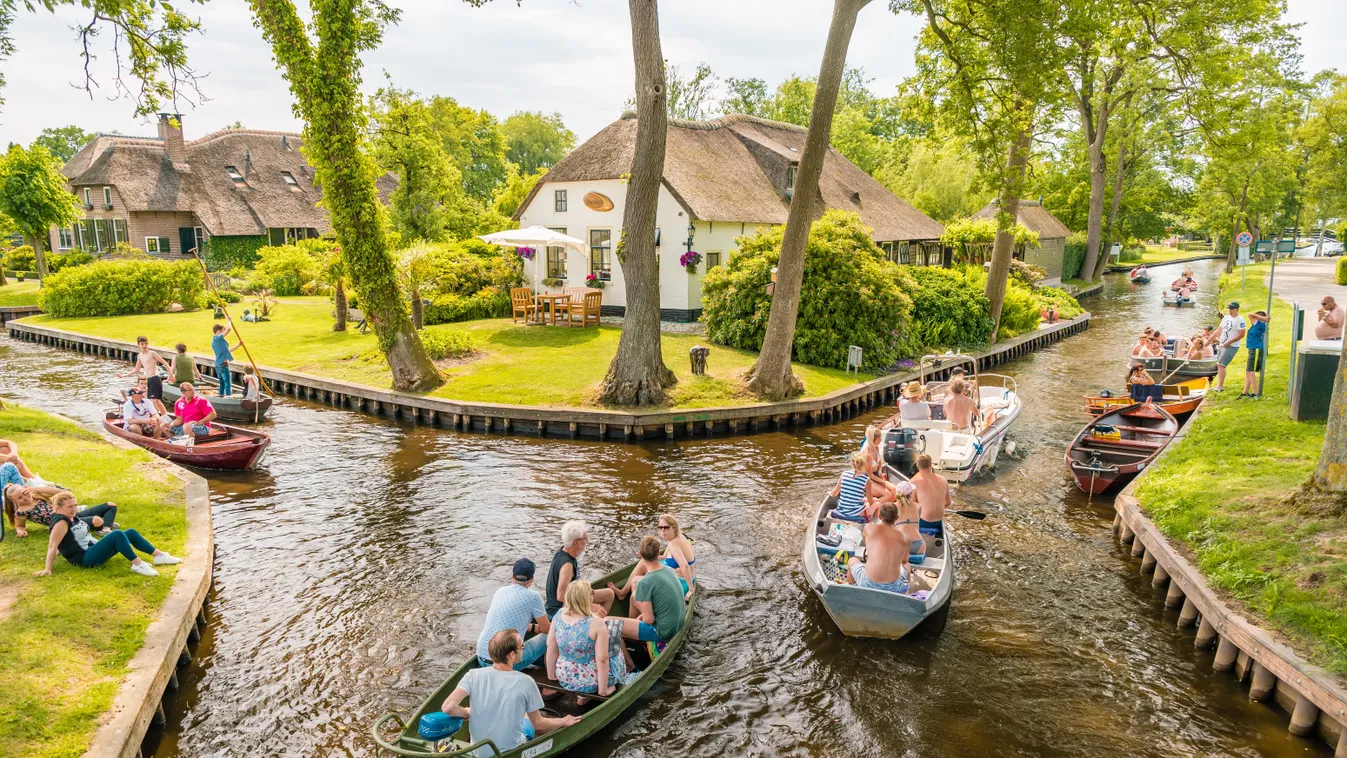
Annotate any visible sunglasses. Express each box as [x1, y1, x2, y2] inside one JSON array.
[[658, 524, 672, 530]]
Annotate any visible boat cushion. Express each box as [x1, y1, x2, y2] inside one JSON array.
[[982, 396, 1012, 410]]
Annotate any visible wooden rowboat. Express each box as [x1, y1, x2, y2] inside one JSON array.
[[801, 465, 954, 639], [1129, 272, 1152, 284], [1066, 403, 1177, 494], [371, 562, 696, 757], [161, 374, 273, 423], [102, 411, 270, 470], [1083, 377, 1209, 417]]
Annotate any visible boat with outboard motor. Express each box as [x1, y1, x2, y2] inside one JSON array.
[[1083, 377, 1208, 418], [878, 352, 1021, 483], [1161, 290, 1193, 307]]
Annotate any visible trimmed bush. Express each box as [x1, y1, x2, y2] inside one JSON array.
[[205, 235, 268, 270], [904, 267, 995, 352], [702, 210, 913, 370], [4, 245, 35, 272], [1033, 286, 1084, 319], [417, 328, 476, 360], [960, 267, 1041, 339], [1062, 232, 1087, 280], [424, 287, 511, 324], [47, 250, 95, 273], [38, 259, 204, 317], [1337, 257, 1347, 286]]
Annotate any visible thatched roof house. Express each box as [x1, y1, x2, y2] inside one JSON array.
[[971, 199, 1074, 281], [515, 113, 946, 321]]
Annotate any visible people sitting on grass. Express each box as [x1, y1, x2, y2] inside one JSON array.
[[172, 343, 201, 387], [163, 383, 217, 439], [33, 492, 177, 577], [845, 501, 910, 594], [121, 387, 163, 438], [546, 580, 634, 700], [3, 471, 114, 538], [898, 382, 931, 420], [0, 438, 48, 483], [944, 378, 980, 433], [545, 521, 614, 619], [910, 454, 950, 538], [441, 629, 579, 755], [616, 536, 687, 646], [475, 558, 551, 671]]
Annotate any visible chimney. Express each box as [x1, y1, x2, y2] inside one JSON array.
[[158, 113, 187, 169]]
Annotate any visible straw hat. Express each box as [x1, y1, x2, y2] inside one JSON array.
[[901, 382, 926, 399]]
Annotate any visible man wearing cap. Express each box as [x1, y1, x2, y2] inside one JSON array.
[[121, 386, 162, 437], [1241, 310, 1270, 398], [475, 558, 551, 670], [1215, 301, 1247, 392]]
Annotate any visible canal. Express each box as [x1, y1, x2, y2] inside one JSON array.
[[1, 257, 1324, 757]]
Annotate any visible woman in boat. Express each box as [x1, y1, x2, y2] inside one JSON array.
[[609, 514, 697, 600], [3, 473, 118, 537], [898, 382, 930, 421], [829, 452, 874, 522], [1184, 337, 1209, 360], [1131, 333, 1152, 358], [546, 580, 633, 699], [32, 492, 178, 577], [1127, 363, 1155, 387]]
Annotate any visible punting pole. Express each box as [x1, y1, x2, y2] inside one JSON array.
[[189, 248, 275, 413]]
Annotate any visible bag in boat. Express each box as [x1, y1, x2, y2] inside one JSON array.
[[418, 711, 462, 740]]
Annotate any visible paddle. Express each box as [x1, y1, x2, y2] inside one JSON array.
[[952, 510, 986, 520], [189, 247, 273, 421]]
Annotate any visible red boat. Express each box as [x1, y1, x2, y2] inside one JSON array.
[[1065, 403, 1177, 494], [103, 411, 270, 471]]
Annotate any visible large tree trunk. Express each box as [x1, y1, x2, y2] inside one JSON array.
[[1092, 142, 1128, 281], [1079, 129, 1108, 282], [333, 278, 348, 332], [597, 0, 676, 406], [29, 235, 49, 280], [1316, 218, 1327, 257], [986, 128, 1034, 342], [411, 288, 424, 330], [1317, 339, 1347, 490], [744, 0, 872, 401]]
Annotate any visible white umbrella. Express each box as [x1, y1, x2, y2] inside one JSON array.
[[479, 226, 587, 293]]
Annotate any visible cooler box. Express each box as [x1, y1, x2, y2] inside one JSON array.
[[1291, 341, 1343, 421]]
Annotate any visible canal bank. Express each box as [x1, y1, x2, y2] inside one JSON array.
[[7, 312, 1089, 442]]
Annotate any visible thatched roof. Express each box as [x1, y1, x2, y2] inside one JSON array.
[[517, 113, 944, 242], [63, 129, 396, 237], [972, 199, 1072, 240]]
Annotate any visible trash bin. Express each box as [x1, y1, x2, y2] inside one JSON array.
[[1291, 341, 1343, 421]]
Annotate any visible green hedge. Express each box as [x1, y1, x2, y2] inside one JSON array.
[[417, 327, 476, 359], [1337, 257, 1347, 286], [3, 246, 35, 272], [38, 259, 205, 317], [47, 250, 95, 273], [1062, 232, 1087, 280], [424, 287, 511, 324], [904, 267, 995, 353], [205, 235, 268, 270]]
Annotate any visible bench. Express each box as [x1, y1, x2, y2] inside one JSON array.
[[1109, 424, 1173, 436], [1085, 436, 1162, 450]]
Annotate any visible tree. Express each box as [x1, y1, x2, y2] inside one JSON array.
[[0, 144, 80, 279], [744, 0, 873, 400], [501, 111, 575, 174], [321, 246, 348, 331], [370, 83, 461, 243], [426, 96, 511, 202], [248, 0, 442, 392], [397, 242, 439, 330], [492, 164, 544, 218], [665, 62, 718, 120], [32, 125, 95, 163], [723, 76, 771, 116], [1299, 74, 1347, 250], [877, 134, 987, 223]]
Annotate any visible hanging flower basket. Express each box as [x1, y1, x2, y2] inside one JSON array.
[[680, 250, 702, 274], [516, 246, 536, 261], [585, 273, 606, 289]]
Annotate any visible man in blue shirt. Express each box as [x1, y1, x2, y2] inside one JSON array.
[[1241, 309, 1270, 399], [475, 558, 551, 670], [210, 322, 241, 396]]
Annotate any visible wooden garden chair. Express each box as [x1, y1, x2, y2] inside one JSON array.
[[565, 291, 602, 328], [510, 287, 538, 323], [553, 287, 588, 321]]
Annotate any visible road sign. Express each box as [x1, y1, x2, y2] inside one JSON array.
[[1238, 245, 1251, 264], [1237, 231, 1254, 246]]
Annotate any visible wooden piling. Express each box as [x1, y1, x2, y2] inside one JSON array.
[[1250, 662, 1276, 701], [1140, 549, 1157, 573], [1213, 638, 1238, 671], [1195, 617, 1217, 648], [1178, 597, 1198, 628], [1290, 695, 1320, 736], [1164, 581, 1185, 608], [1151, 563, 1169, 588]]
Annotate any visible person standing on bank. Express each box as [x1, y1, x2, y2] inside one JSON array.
[[1241, 310, 1270, 399], [1316, 296, 1344, 340], [211, 322, 243, 397], [119, 337, 172, 415], [1214, 302, 1247, 392]]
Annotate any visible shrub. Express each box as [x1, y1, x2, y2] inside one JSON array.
[[424, 287, 511, 324], [1008, 259, 1047, 286], [39, 259, 204, 317], [252, 241, 332, 296], [417, 328, 476, 360], [1338, 257, 1347, 286], [1033, 286, 1084, 319], [903, 267, 994, 352], [47, 250, 95, 273], [1118, 245, 1145, 263], [205, 235, 268, 270], [702, 210, 913, 370], [4, 245, 34, 272], [959, 267, 1041, 339], [1062, 232, 1087, 280]]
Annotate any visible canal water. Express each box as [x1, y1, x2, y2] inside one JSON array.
[[1, 257, 1325, 757]]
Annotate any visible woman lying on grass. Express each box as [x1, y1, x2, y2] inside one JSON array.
[[34, 492, 179, 577], [2, 464, 117, 537]]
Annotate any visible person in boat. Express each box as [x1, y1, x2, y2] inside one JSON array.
[[1183, 337, 1209, 361], [1130, 265, 1147, 279], [119, 336, 172, 415], [33, 492, 178, 577], [171, 343, 201, 387], [895, 490, 926, 561], [162, 383, 218, 438], [1241, 310, 1270, 399], [615, 536, 687, 646], [609, 514, 696, 601], [829, 452, 875, 522], [441, 629, 580, 756], [898, 381, 930, 421], [860, 424, 883, 475], [910, 454, 950, 538], [1131, 333, 1152, 358], [845, 501, 910, 594], [1127, 363, 1155, 386], [475, 558, 551, 671], [211, 322, 243, 397], [545, 521, 614, 619], [546, 580, 635, 700], [1215, 301, 1247, 392], [1316, 296, 1344, 340], [944, 378, 980, 433], [241, 365, 262, 402], [121, 387, 163, 438]]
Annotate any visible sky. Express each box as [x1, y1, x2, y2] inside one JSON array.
[[0, 0, 1343, 147]]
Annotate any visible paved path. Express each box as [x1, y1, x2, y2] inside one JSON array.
[[1267, 258, 1347, 307]]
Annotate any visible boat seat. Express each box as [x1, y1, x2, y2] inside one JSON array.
[[1109, 424, 1172, 435], [981, 396, 1013, 410], [1086, 437, 1162, 450], [194, 429, 230, 444]]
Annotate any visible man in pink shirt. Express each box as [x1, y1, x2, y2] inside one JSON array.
[[163, 383, 218, 438]]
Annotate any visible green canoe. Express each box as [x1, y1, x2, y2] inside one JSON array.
[[371, 562, 696, 757]]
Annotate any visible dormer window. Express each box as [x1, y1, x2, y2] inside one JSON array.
[[225, 166, 245, 185], [281, 171, 300, 190]]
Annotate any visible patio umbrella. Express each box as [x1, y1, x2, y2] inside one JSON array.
[[479, 226, 587, 293]]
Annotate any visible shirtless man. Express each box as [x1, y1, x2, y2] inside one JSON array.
[[910, 454, 951, 537], [846, 501, 909, 593], [119, 337, 172, 415], [944, 378, 979, 433]]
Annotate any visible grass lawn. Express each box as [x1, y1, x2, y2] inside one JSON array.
[[0, 280, 39, 307], [23, 297, 871, 409], [0, 404, 187, 758], [1132, 246, 1219, 266], [1134, 264, 1347, 674]]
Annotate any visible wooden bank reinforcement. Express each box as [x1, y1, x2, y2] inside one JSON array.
[[1112, 405, 1347, 755], [8, 314, 1089, 442]]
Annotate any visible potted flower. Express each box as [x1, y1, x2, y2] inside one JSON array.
[[585, 273, 606, 289], [680, 250, 703, 274], [516, 246, 536, 261]]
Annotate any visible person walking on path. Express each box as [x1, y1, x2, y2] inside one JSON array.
[[1241, 310, 1270, 398], [1214, 302, 1247, 392], [1315, 296, 1344, 340], [211, 322, 242, 397]]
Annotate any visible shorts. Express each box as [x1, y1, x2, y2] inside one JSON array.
[[636, 621, 661, 642], [146, 375, 163, 399], [919, 518, 944, 537], [910, 537, 926, 555], [1217, 346, 1240, 367], [171, 423, 210, 437], [1246, 348, 1264, 371], [849, 562, 910, 594]]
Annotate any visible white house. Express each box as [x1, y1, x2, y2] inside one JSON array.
[[514, 112, 945, 322]]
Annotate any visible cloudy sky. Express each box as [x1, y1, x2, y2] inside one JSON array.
[[1, 0, 1343, 147]]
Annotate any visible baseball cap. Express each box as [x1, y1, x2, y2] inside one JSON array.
[[128, 387, 145, 395], [1227, 301, 1239, 310], [512, 558, 535, 581]]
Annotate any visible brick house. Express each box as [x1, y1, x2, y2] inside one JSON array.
[[52, 113, 394, 259], [970, 199, 1073, 283]]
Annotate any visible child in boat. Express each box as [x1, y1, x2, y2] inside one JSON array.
[[33, 492, 177, 577], [829, 452, 874, 522], [241, 366, 261, 402]]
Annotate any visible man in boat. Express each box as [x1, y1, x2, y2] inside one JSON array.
[[617, 535, 687, 645], [441, 629, 580, 756], [475, 558, 551, 671], [162, 383, 217, 438], [119, 337, 172, 416], [1241, 310, 1270, 399], [210, 322, 243, 397], [898, 382, 931, 420], [910, 454, 950, 538], [1215, 302, 1247, 392], [1316, 296, 1344, 340], [121, 387, 163, 438], [545, 521, 614, 619], [944, 378, 979, 433], [845, 501, 910, 593]]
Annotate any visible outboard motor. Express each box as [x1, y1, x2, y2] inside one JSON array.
[[883, 427, 920, 474]]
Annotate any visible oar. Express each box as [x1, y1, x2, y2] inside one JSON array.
[[952, 510, 986, 520], [1158, 356, 1193, 385], [189, 248, 274, 418]]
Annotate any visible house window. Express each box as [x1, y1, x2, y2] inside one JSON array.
[[102, 187, 112, 207], [281, 171, 300, 190], [654, 227, 661, 248], [589, 229, 611, 279], [112, 219, 127, 245], [706, 251, 721, 270], [78, 220, 95, 251], [195, 227, 206, 252], [786, 165, 797, 194], [555, 189, 568, 212], [92, 219, 109, 251], [144, 236, 172, 255], [225, 166, 245, 185], [898, 242, 910, 265], [546, 226, 567, 279], [82, 188, 92, 207], [268, 227, 312, 246], [57, 228, 73, 250]]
